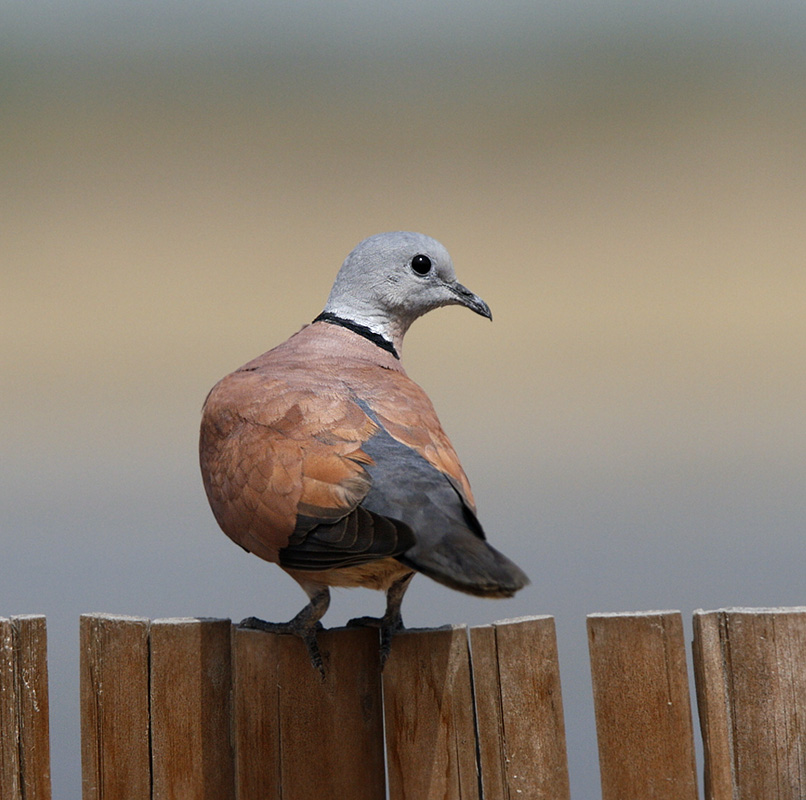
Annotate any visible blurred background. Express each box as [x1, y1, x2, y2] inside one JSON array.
[[3, 1, 805, 796]]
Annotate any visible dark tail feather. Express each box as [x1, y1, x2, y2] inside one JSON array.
[[399, 532, 529, 598]]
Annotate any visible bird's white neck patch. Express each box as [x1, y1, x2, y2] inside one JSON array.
[[313, 311, 401, 359]]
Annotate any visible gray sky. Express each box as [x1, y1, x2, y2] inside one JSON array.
[[5, 0, 806, 58]]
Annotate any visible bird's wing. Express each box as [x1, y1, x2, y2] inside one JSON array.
[[199, 365, 414, 568], [344, 371, 528, 597], [355, 369, 478, 509]]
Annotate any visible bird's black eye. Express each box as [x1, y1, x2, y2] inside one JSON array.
[[411, 254, 432, 275]]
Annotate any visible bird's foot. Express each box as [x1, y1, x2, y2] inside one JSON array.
[[239, 616, 326, 680], [346, 614, 404, 669], [239, 616, 325, 636]]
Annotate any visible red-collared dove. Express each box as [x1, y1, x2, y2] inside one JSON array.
[[200, 231, 528, 673]]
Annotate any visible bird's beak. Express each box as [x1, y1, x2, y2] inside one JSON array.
[[449, 282, 493, 320]]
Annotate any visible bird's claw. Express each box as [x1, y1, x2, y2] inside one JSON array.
[[239, 616, 324, 634], [238, 616, 326, 680]]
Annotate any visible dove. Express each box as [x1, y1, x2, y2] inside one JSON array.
[[199, 231, 528, 674]]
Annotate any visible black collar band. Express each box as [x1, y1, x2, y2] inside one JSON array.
[[313, 311, 400, 360]]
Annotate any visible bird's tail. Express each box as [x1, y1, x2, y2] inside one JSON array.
[[399, 532, 529, 598]]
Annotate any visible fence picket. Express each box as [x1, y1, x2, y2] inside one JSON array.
[[0, 615, 51, 800], [232, 624, 386, 800], [588, 611, 699, 800], [149, 618, 234, 800], [383, 625, 479, 800], [693, 607, 806, 800], [80, 614, 150, 800], [6, 606, 806, 798], [470, 616, 570, 800]]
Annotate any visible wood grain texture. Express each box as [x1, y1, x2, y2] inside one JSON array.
[[232, 625, 385, 800], [383, 626, 479, 800], [587, 611, 698, 800], [693, 607, 806, 800], [80, 614, 150, 800], [470, 616, 570, 800], [1, 617, 23, 800], [149, 618, 234, 800], [1, 615, 51, 800]]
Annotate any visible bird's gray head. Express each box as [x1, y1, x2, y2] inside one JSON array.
[[321, 231, 491, 354]]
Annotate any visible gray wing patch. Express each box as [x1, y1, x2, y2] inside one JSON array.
[[359, 420, 484, 543], [358, 405, 529, 597]]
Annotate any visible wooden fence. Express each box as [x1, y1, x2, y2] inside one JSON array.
[[2, 608, 806, 799]]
